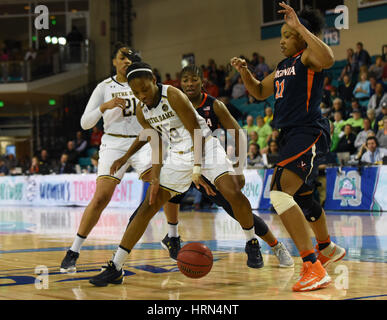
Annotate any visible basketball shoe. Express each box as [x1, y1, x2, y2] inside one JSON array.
[[315, 242, 346, 267], [161, 234, 181, 261], [245, 239, 264, 268], [292, 260, 331, 292], [272, 242, 294, 268], [89, 261, 124, 287], [60, 249, 79, 273]]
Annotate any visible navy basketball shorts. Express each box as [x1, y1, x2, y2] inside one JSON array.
[[276, 126, 330, 188]]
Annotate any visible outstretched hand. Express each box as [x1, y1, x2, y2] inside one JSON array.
[[278, 1, 301, 30], [110, 155, 128, 175]]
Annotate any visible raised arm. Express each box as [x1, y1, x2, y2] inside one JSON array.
[[230, 57, 275, 101], [278, 2, 334, 71]]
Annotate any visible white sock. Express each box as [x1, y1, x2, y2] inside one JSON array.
[[168, 222, 179, 238], [112, 246, 130, 271], [243, 227, 257, 242], [70, 234, 86, 253]]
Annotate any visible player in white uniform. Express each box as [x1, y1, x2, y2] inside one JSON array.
[[60, 44, 177, 273], [89, 62, 263, 287]]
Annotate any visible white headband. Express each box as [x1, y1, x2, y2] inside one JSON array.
[[127, 68, 153, 78]]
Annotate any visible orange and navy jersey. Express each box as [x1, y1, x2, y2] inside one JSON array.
[[272, 50, 325, 130], [196, 93, 221, 133]]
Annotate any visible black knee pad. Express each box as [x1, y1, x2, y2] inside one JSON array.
[[294, 193, 322, 222]]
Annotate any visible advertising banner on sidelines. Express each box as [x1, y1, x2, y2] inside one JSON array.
[[0, 173, 144, 209], [241, 169, 264, 210], [373, 166, 387, 211], [324, 167, 379, 211], [258, 168, 274, 210]]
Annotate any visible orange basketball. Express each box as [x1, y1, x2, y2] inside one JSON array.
[[177, 242, 213, 279]]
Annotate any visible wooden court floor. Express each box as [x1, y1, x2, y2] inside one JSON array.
[[0, 205, 386, 300]]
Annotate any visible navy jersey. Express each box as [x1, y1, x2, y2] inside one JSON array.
[[196, 93, 221, 132], [272, 50, 325, 130]]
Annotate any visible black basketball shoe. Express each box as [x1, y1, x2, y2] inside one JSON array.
[[161, 234, 181, 261], [60, 250, 79, 273], [89, 261, 124, 287], [245, 239, 264, 268]]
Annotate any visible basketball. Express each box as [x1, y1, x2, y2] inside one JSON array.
[[177, 242, 213, 279]]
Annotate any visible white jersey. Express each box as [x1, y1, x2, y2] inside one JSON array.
[[80, 75, 143, 136], [141, 84, 211, 152]]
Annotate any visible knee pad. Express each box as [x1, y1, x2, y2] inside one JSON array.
[[269, 191, 297, 215], [294, 193, 322, 222]]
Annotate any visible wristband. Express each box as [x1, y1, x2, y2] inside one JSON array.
[[193, 165, 201, 175]]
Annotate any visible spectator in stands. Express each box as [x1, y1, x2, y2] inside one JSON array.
[[360, 136, 387, 165], [339, 48, 356, 81], [250, 52, 260, 68], [356, 131, 376, 161], [376, 104, 387, 130], [243, 115, 258, 135], [75, 131, 88, 157], [231, 76, 246, 99], [226, 145, 236, 163], [369, 56, 384, 81], [383, 61, 387, 82], [345, 109, 364, 135], [248, 130, 258, 146], [64, 140, 78, 165], [56, 153, 76, 174], [323, 76, 334, 92], [0, 49, 9, 62], [256, 115, 272, 150], [39, 149, 52, 174], [90, 126, 103, 148], [368, 83, 387, 117], [354, 42, 371, 69], [355, 118, 374, 151], [0, 158, 9, 176], [353, 71, 371, 107], [262, 128, 280, 154], [264, 140, 280, 167], [220, 76, 233, 97], [204, 78, 219, 98], [369, 76, 378, 96], [329, 86, 339, 106], [264, 107, 273, 125], [338, 74, 355, 108], [376, 116, 387, 149], [320, 102, 331, 119], [366, 108, 379, 133], [336, 124, 357, 154], [4, 153, 17, 172], [29, 156, 40, 174], [247, 143, 263, 167], [332, 97, 348, 119], [163, 73, 175, 86], [254, 56, 270, 80]]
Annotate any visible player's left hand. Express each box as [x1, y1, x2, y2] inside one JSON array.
[[193, 176, 216, 197], [278, 1, 301, 30]]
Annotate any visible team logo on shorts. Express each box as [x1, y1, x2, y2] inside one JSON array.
[[297, 160, 308, 172], [162, 104, 169, 112]]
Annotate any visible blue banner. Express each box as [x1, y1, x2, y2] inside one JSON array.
[[324, 166, 379, 211]]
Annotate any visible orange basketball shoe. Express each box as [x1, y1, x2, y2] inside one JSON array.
[[316, 242, 346, 268], [292, 260, 331, 292]]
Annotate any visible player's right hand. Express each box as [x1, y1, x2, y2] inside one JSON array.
[[110, 155, 128, 175], [193, 176, 216, 197], [101, 97, 126, 113], [230, 57, 248, 73]]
